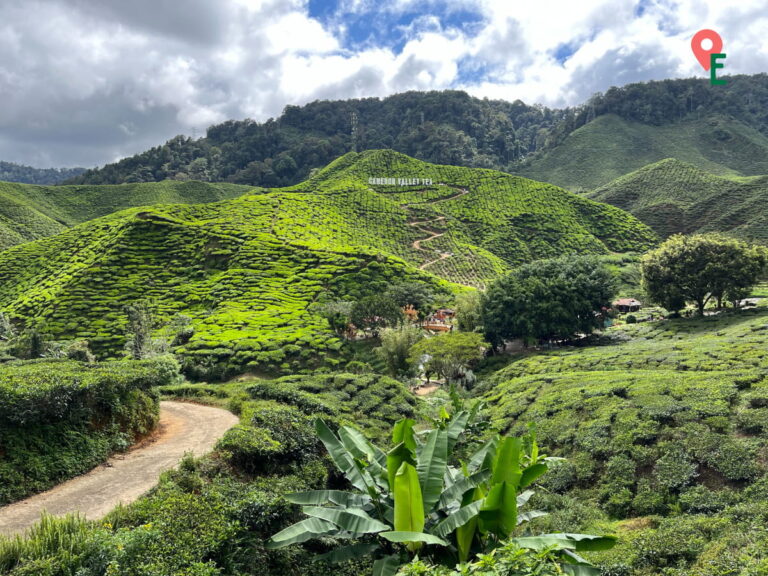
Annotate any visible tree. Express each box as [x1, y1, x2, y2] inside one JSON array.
[[455, 291, 482, 332], [351, 295, 404, 337], [384, 282, 436, 319], [125, 302, 154, 360], [481, 256, 616, 348], [641, 234, 767, 315], [312, 300, 354, 336], [408, 332, 487, 385], [268, 412, 614, 575], [376, 325, 424, 379]]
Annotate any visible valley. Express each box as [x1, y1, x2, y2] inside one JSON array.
[[1, 77, 768, 576]]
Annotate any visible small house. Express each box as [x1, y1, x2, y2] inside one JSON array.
[[613, 298, 642, 313]]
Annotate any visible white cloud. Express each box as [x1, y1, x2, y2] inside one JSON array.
[[0, 0, 766, 167]]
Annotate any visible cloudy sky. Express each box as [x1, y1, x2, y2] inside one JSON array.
[[1, 0, 766, 168]]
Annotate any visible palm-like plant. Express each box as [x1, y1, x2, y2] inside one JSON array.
[[268, 409, 614, 575]]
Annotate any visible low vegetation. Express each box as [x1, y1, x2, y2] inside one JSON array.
[[589, 158, 768, 241], [0, 357, 176, 504]]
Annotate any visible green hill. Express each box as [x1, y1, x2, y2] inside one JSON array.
[[0, 150, 656, 373], [588, 158, 768, 241], [481, 305, 768, 574], [517, 114, 768, 191], [0, 180, 252, 251]]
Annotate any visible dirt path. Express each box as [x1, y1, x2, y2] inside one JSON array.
[[406, 187, 469, 271], [0, 401, 239, 537]]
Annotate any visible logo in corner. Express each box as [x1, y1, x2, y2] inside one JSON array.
[[691, 29, 726, 85]]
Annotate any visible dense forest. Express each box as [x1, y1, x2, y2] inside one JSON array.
[[0, 161, 85, 185], [66, 74, 768, 187]]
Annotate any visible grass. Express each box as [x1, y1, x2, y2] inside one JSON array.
[[0, 180, 252, 251], [479, 302, 768, 575], [588, 158, 768, 241], [0, 150, 655, 372], [517, 113, 768, 192]]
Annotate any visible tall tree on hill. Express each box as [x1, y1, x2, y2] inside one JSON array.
[[641, 234, 767, 315], [481, 256, 616, 347]]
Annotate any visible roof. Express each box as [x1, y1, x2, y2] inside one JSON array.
[[613, 298, 642, 306]]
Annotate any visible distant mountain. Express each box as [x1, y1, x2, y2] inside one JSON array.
[[0, 150, 656, 371], [588, 158, 768, 242], [516, 113, 768, 191], [65, 74, 768, 189], [0, 180, 252, 251], [0, 161, 86, 185]]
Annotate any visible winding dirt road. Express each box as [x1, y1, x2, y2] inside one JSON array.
[[0, 401, 239, 537]]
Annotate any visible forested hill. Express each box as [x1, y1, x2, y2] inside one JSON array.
[[0, 161, 85, 185], [65, 74, 768, 188]]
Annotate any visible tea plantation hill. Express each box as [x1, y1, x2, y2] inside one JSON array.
[[587, 158, 768, 241], [0, 180, 252, 251], [516, 113, 768, 192], [0, 150, 656, 374], [480, 304, 768, 573]]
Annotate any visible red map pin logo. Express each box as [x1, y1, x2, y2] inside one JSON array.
[[691, 29, 723, 70]]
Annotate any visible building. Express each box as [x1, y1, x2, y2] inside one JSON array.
[[613, 298, 642, 313]]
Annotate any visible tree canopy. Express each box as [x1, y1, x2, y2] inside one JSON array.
[[641, 234, 767, 315], [408, 332, 487, 384], [481, 256, 616, 347]]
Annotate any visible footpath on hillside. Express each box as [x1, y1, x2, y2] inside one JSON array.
[[0, 401, 239, 537]]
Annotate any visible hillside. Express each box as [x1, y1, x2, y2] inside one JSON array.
[[588, 159, 768, 241], [65, 75, 768, 189], [0, 161, 85, 185], [481, 305, 768, 574], [0, 180, 252, 251], [0, 150, 656, 372], [517, 113, 768, 191]]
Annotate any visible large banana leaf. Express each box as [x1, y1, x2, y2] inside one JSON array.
[[491, 437, 522, 487], [379, 531, 448, 545], [372, 555, 401, 576], [339, 426, 389, 490], [267, 517, 337, 548], [416, 428, 448, 514], [512, 533, 617, 551], [315, 419, 370, 492], [468, 435, 499, 473], [446, 410, 470, 451], [456, 486, 482, 563], [392, 418, 417, 451], [437, 469, 490, 509], [393, 462, 425, 533], [479, 481, 517, 538], [387, 442, 415, 492], [286, 490, 370, 507], [302, 506, 390, 534], [432, 499, 483, 538], [520, 462, 548, 488], [317, 542, 381, 564]]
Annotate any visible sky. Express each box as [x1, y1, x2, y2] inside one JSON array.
[[0, 0, 766, 168]]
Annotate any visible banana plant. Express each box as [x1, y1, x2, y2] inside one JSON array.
[[268, 411, 614, 575]]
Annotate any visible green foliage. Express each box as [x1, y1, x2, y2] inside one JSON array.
[[520, 111, 768, 192], [481, 305, 768, 573], [408, 332, 487, 385], [641, 234, 767, 314], [0, 179, 251, 251], [590, 158, 768, 241], [482, 255, 617, 346], [269, 414, 613, 574], [455, 291, 482, 332], [0, 358, 173, 504], [351, 294, 404, 336], [0, 151, 652, 373], [376, 325, 424, 379]]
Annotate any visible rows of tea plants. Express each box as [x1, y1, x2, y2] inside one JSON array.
[[0, 357, 175, 504], [480, 307, 768, 574]]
